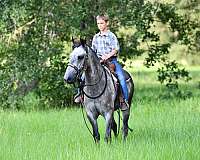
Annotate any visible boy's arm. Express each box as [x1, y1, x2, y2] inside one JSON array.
[[101, 49, 118, 61], [101, 34, 119, 61]]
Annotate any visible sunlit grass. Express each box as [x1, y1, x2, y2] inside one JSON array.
[[0, 68, 199, 160]]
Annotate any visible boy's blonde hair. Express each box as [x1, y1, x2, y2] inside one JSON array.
[[96, 14, 109, 22]]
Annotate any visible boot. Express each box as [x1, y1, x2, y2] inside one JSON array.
[[74, 90, 83, 103], [120, 100, 129, 111]]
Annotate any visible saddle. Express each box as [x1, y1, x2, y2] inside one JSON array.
[[103, 61, 131, 110], [103, 61, 130, 80]]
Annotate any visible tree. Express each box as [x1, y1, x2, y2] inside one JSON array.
[[0, 0, 199, 108]]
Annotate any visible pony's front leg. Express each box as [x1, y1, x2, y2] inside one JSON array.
[[86, 112, 100, 143], [104, 110, 113, 143]]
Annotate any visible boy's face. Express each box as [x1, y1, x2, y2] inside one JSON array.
[[97, 19, 109, 32]]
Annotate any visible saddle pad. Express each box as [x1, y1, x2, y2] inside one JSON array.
[[103, 66, 131, 83]]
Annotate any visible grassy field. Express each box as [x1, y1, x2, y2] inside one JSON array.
[[0, 67, 200, 160]]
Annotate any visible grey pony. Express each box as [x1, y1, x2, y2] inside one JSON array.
[[64, 42, 134, 143]]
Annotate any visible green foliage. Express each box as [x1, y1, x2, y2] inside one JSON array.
[[176, 0, 199, 9], [158, 61, 191, 85], [0, 0, 199, 109], [145, 43, 171, 66], [0, 0, 77, 109], [156, 60, 192, 97], [19, 92, 40, 111]]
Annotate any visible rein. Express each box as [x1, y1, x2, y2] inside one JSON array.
[[80, 100, 95, 142], [81, 66, 107, 99], [83, 69, 104, 87]]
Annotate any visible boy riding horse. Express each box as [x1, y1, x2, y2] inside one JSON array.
[[75, 14, 129, 111]]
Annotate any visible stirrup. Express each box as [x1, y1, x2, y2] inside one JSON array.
[[120, 100, 129, 111]]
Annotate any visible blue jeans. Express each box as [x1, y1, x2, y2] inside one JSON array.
[[111, 58, 128, 101]]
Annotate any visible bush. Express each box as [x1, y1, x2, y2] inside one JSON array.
[[20, 92, 40, 112]]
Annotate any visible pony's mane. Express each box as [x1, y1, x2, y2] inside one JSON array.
[[85, 44, 98, 58], [71, 38, 100, 63]]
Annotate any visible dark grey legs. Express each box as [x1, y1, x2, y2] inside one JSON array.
[[122, 109, 130, 141], [86, 112, 100, 143], [104, 110, 113, 143]]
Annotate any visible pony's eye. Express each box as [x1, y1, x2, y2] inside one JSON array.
[[78, 55, 84, 60]]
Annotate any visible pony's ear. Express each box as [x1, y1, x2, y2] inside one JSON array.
[[72, 37, 81, 49], [72, 36, 75, 49], [72, 36, 75, 44], [80, 38, 86, 47]]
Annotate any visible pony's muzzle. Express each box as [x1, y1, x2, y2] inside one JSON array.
[[64, 76, 74, 84]]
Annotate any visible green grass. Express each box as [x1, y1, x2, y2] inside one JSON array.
[[0, 68, 200, 160]]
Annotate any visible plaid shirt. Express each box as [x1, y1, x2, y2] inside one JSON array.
[[92, 30, 119, 58]]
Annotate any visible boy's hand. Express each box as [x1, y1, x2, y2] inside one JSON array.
[[101, 54, 110, 61]]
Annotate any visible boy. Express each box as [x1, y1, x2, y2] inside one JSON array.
[[74, 14, 129, 111], [91, 14, 129, 111]]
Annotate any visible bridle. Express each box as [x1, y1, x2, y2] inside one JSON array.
[[67, 45, 108, 99], [67, 58, 87, 83]]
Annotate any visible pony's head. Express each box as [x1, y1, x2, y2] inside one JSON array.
[[64, 38, 88, 84]]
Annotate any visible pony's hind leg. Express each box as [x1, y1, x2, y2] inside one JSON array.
[[122, 109, 130, 141], [111, 116, 118, 137], [86, 112, 100, 143]]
